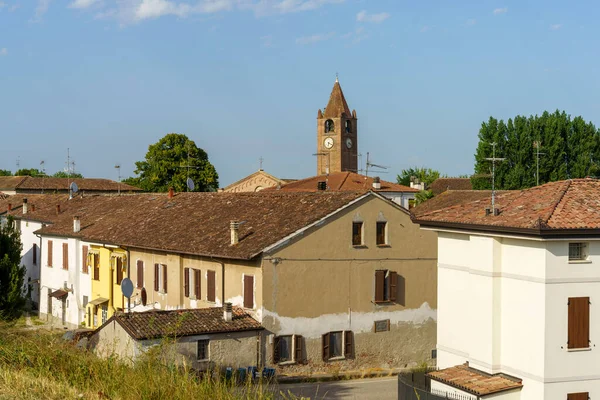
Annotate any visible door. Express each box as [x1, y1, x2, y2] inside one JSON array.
[[61, 298, 66, 325]]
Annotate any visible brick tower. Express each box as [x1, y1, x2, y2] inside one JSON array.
[[316, 77, 358, 175]]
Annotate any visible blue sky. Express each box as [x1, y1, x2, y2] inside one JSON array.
[[1, 0, 599, 187]]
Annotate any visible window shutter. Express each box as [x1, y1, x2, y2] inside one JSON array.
[[47, 240, 53, 267], [375, 270, 385, 302], [295, 335, 303, 363], [567, 393, 589, 400], [273, 336, 280, 364], [163, 264, 168, 294], [63, 243, 69, 270], [194, 269, 201, 298], [244, 275, 254, 309], [322, 333, 330, 361], [154, 263, 159, 292], [568, 297, 590, 349], [344, 331, 353, 358], [116, 258, 123, 284], [207, 270, 215, 302], [33, 244, 37, 265], [137, 260, 144, 289], [82, 246, 88, 274], [184, 268, 190, 297], [389, 271, 398, 302], [93, 255, 99, 280]]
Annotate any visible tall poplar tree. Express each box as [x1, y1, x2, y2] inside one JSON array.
[[0, 216, 26, 320]]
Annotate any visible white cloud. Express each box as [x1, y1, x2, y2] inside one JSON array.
[[356, 9, 389, 23], [296, 32, 335, 45], [466, 18, 476, 26], [493, 7, 507, 15], [550, 23, 562, 30], [32, 0, 50, 21], [0, 2, 5, 9], [0, 48, 7, 56], [68, 0, 101, 9], [9, 3, 18, 11]]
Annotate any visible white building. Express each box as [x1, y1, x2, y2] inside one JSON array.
[[415, 179, 600, 400]]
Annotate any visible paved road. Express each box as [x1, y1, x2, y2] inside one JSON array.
[[276, 376, 397, 400]]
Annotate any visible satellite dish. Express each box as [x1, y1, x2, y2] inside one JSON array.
[[121, 278, 134, 298], [70, 181, 79, 194], [141, 288, 147, 306], [186, 178, 195, 191]]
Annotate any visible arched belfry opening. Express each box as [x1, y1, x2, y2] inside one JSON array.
[[325, 119, 334, 133]]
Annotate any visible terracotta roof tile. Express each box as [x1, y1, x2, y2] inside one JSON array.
[[411, 190, 511, 218], [0, 194, 73, 223], [36, 191, 367, 259], [0, 176, 28, 190], [323, 81, 352, 119], [265, 172, 418, 193], [415, 179, 600, 232], [14, 177, 141, 192], [430, 178, 473, 195], [102, 307, 263, 340], [427, 364, 522, 396]]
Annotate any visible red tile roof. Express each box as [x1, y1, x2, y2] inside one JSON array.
[[323, 81, 352, 119], [0, 176, 28, 190], [98, 307, 263, 341], [265, 172, 418, 193], [0, 194, 73, 223], [36, 191, 368, 259], [427, 364, 522, 396], [411, 190, 511, 218], [415, 179, 600, 233], [430, 178, 473, 195], [0, 176, 141, 192]]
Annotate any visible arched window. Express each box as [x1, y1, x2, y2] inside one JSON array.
[[345, 120, 352, 133], [325, 119, 334, 133]]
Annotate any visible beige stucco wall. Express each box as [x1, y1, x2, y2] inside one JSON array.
[[223, 171, 283, 193], [261, 195, 438, 371], [91, 320, 138, 363]]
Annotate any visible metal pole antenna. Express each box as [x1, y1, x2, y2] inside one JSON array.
[[485, 142, 505, 211]]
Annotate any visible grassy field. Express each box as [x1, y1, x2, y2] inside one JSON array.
[[0, 321, 289, 400]]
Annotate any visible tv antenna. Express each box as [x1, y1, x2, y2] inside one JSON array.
[[40, 160, 46, 193], [533, 141, 546, 186], [365, 152, 389, 177], [259, 156, 264, 171], [485, 142, 505, 211], [16, 157, 20, 171], [114, 164, 121, 195]]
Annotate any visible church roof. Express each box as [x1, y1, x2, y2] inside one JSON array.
[[323, 80, 352, 119], [264, 172, 418, 193]]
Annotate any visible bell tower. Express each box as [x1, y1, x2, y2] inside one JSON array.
[[316, 76, 358, 175]]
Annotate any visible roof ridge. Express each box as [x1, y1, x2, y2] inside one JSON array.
[[338, 171, 351, 190], [544, 180, 572, 227]]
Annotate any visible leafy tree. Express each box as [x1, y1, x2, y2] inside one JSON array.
[[0, 170, 11, 176], [132, 133, 219, 193], [0, 216, 26, 320], [52, 171, 84, 178], [15, 168, 43, 177], [397, 167, 443, 187], [415, 190, 434, 205], [474, 111, 600, 190]]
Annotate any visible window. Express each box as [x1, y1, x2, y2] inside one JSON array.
[[273, 335, 304, 364], [92, 254, 100, 281], [185, 268, 201, 299], [207, 270, 216, 302], [115, 257, 124, 285], [101, 304, 108, 324], [194, 269, 201, 298], [568, 297, 590, 349], [322, 331, 353, 361], [244, 275, 254, 309], [82, 295, 88, 308], [33, 244, 37, 265], [62, 243, 69, 270], [568, 393, 589, 400], [352, 222, 363, 246], [154, 264, 167, 293], [82, 246, 88, 274], [375, 270, 398, 303], [569, 243, 588, 261], [376, 222, 387, 246], [325, 119, 334, 133], [47, 240, 53, 267], [136, 260, 144, 289], [197, 339, 209, 361], [345, 120, 351, 133]]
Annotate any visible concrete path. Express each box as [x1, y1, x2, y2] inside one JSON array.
[[276, 376, 397, 400]]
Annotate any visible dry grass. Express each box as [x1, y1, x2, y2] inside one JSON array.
[[0, 322, 281, 400]]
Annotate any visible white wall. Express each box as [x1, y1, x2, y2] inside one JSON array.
[[16, 219, 43, 307]]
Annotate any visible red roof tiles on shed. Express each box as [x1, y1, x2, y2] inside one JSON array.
[[427, 363, 522, 396]]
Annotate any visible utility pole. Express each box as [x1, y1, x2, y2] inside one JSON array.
[[115, 164, 121, 196], [485, 142, 505, 211]]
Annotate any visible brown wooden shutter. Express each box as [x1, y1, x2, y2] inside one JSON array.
[[567, 393, 589, 400], [33, 244, 37, 265], [244, 275, 254, 309], [163, 264, 168, 293], [154, 263, 159, 292], [273, 336, 280, 363], [93, 255, 99, 280], [82, 246, 88, 274], [295, 335, 303, 363], [63, 243, 69, 270], [322, 333, 330, 361], [568, 297, 590, 349], [207, 270, 215, 302], [116, 258, 123, 284], [375, 270, 385, 302], [47, 240, 53, 267], [344, 331, 353, 358], [137, 260, 143, 289], [184, 268, 190, 297], [389, 271, 398, 302], [194, 269, 201, 298]]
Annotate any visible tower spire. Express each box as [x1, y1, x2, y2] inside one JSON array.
[[336, 72, 338, 83]]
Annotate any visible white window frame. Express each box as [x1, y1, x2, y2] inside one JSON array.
[[569, 242, 589, 262], [189, 268, 197, 300], [158, 264, 166, 293], [275, 334, 300, 364]]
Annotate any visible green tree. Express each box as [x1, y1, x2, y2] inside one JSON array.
[[0, 170, 11, 176], [52, 171, 84, 178], [473, 111, 600, 190], [15, 168, 43, 177], [132, 133, 219, 193], [0, 216, 26, 320], [415, 190, 435, 205], [397, 167, 442, 188]]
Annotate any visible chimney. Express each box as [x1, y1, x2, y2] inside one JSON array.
[[230, 221, 239, 245], [223, 302, 232, 322], [22, 198, 28, 215], [73, 216, 80, 233], [168, 187, 174, 199], [372, 176, 381, 190], [317, 181, 327, 191], [56, 204, 61, 215], [7, 203, 11, 212]]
